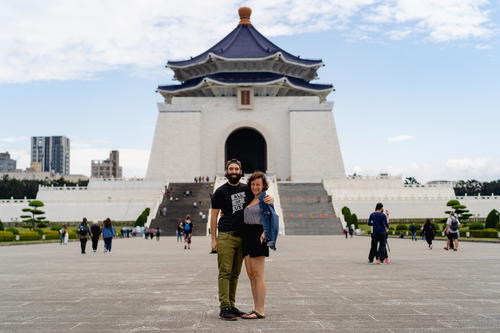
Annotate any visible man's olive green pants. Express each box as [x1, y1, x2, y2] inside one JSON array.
[[217, 232, 243, 309]]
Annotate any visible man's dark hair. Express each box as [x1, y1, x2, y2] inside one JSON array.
[[225, 158, 242, 170], [375, 203, 383, 211]]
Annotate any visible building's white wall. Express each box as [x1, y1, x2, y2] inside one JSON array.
[[146, 96, 345, 182], [289, 103, 345, 181], [0, 179, 166, 223], [146, 107, 201, 182], [324, 176, 500, 219]]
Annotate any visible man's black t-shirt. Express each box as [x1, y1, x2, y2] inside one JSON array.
[[211, 182, 250, 232]]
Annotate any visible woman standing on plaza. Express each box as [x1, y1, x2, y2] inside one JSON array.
[[102, 218, 116, 253], [183, 215, 193, 250], [241, 171, 279, 320]]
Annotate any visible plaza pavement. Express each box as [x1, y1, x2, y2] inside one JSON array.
[[0, 236, 499, 333]]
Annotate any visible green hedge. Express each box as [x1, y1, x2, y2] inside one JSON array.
[[33, 228, 44, 236], [5, 227, 19, 235], [396, 224, 408, 231], [19, 231, 42, 241], [468, 229, 499, 238], [469, 222, 485, 230], [44, 230, 60, 240], [67, 231, 77, 239], [496, 222, 500, 231], [0, 231, 15, 242], [51, 225, 62, 231]]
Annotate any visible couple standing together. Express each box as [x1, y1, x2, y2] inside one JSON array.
[[210, 159, 279, 321]]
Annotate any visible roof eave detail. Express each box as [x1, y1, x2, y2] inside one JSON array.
[[168, 52, 324, 70], [157, 77, 332, 99]]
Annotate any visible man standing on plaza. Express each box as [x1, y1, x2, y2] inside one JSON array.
[[210, 159, 272, 321], [444, 212, 461, 251], [368, 203, 390, 264]]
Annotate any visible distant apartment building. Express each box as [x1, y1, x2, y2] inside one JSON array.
[[31, 136, 70, 175], [0, 152, 17, 172], [91, 150, 122, 178]]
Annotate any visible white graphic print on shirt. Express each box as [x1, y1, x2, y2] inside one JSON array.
[[231, 191, 246, 214]]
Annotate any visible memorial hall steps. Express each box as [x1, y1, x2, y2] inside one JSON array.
[[278, 183, 343, 235], [149, 182, 213, 236]]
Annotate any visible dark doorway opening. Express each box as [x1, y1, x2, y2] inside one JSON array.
[[225, 128, 267, 174]]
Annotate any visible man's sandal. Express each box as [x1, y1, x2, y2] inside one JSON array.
[[241, 311, 266, 319]]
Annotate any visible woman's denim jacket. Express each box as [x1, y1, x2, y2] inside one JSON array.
[[258, 191, 279, 250]]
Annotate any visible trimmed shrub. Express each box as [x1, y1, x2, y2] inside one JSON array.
[[388, 226, 395, 231], [37, 223, 48, 228], [469, 230, 499, 238], [51, 225, 62, 231], [0, 231, 15, 242], [6, 227, 19, 235], [469, 222, 485, 230], [396, 224, 408, 231], [19, 231, 42, 241], [0, 220, 4, 231], [496, 222, 500, 231], [485, 209, 500, 229], [67, 231, 77, 239], [44, 230, 60, 240], [33, 228, 44, 236]]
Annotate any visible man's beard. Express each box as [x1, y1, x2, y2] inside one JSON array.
[[225, 173, 242, 185]]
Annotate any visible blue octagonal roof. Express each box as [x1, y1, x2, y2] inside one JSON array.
[[167, 23, 323, 68]]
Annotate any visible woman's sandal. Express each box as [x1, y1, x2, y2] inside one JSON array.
[[241, 311, 266, 319]]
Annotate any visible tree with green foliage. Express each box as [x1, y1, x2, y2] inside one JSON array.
[[135, 207, 151, 227], [349, 213, 359, 228], [404, 177, 420, 185], [0, 220, 4, 231], [485, 209, 500, 229], [0, 175, 89, 199], [20, 200, 46, 230], [341, 206, 352, 226], [445, 199, 472, 222]]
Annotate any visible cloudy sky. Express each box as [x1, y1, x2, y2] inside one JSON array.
[[0, 0, 499, 182]]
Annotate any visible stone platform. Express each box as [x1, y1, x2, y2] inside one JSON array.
[[0, 236, 499, 332]]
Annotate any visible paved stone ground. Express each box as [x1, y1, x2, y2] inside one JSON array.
[[1, 236, 499, 332]]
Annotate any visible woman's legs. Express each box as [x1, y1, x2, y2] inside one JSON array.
[[244, 256, 266, 315]]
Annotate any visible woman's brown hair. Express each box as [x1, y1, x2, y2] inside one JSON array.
[[247, 171, 269, 191], [104, 218, 112, 228]]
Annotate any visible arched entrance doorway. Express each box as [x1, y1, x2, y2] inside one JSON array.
[[225, 128, 267, 174]]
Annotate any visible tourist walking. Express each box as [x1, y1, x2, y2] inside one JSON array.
[[240, 171, 279, 320], [63, 225, 69, 245], [176, 219, 184, 242], [77, 218, 91, 254], [156, 227, 161, 241], [210, 159, 273, 321], [348, 225, 354, 238], [421, 219, 436, 249], [343, 228, 348, 239], [183, 215, 193, 250], [90, 221, 101, 252], [102, 218, 116, 253], [444, 213, 460, 251], [59, 225, 67, 245], [368, 203, 390, 264], [409, 224, 417, 241]]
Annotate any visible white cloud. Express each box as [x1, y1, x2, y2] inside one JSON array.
[[347, 157, 500, 182], [0, 136, 29, 143], [0, 0, 496, 83], [387, 135, 413, 142], [365, 0, 494, 42]]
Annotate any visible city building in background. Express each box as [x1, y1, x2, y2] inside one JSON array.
[[0, 152, 17, 172], [31, 136, 70, 175], [91, 150, 122, 178]]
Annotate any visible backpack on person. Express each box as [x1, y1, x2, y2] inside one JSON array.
[[450, 217, 459, 231], [184, 223, 191, 233], [78, 225, 88, 236]]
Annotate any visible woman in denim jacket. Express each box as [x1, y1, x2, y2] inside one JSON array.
[[241, 171, 279, 319]]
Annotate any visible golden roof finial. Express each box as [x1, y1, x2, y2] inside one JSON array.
[[238, 7, 252, 25]]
